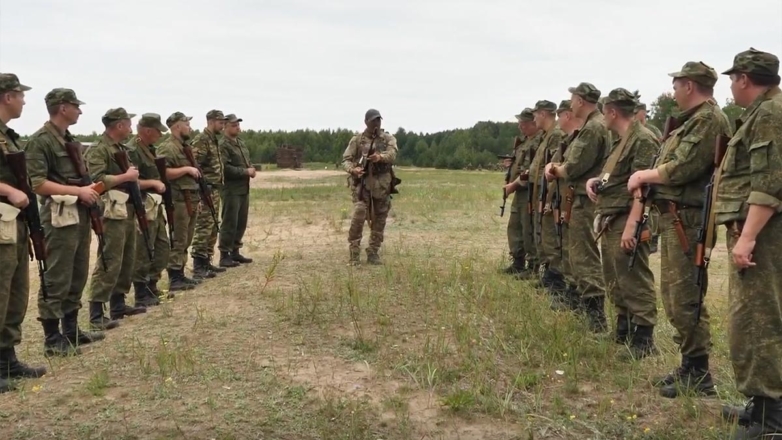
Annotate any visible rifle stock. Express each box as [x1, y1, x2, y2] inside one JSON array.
[[182, 144, 220, 231], [114, 151, 154, 262], [628, 154, 659, 270], [154, 156, 175, 246], [535, 149, 553, 244]]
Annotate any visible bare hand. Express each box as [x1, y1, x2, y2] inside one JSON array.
[[544, 163, 557, 182], [627, 171, 644, 193], [621, 223, 637, 252], [586, 178, 600, 203], [504, 183, 515, 197], [153, 181, 166, 194], [502, 158, 513, 168], [732, 236, 756, 269], [247, 168, 257, 178], [187, 167, 201, 178], [368, 153, 382, 163], [352, 167, 364, 177], [78, 186, 99, 205], [7, 188, 29, 209], [125, 166, 139, 182]]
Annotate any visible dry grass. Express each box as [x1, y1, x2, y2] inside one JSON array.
[[0, 167, 744, 439]]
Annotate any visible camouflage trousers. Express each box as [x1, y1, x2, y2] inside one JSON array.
[[0, 219, 29, 348], [219, 192, 249, 254], [38, 201, 91, 320], [658, 207, 711, 357], [168, 190, 198, 271], [600, 213, 657, 326], [518, 193, 537, 267], [132, 206, 170, 284], [506, 194, 524, 260], [726, 216, 782, 398], [565, 196, 604, 299], [191, 187, 221, 260], [87, 207, 137, 303], [348, 188, 390, 255]]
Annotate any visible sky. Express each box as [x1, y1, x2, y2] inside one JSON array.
[[1, 0, 781, 136]]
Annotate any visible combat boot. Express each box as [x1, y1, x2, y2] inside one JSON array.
[[62, 310, 104, 346], [653, 355, 690, 387], [192, 256, 216, 280], [723, 399, 754, 427], [167, 269, 196, 292], [502, 256, 526, 275], [731, 397, 782, 439], [133, 282, 160, 307], [582, 296, 608, 333], [0, 377, 13, 394], [348, 248, 361, 266], [219, 252, 240, 268], [621, 324, 659, 361], [548, 276, 571, 311], [0, 347, 47, 379], [109, 293, 147, 321], [231, 250, 253, 264], [148, 279, 161, 297], [207, 256, 227, 273], [659, 354, 716, 398], [88, 302, 120, 331], [614, 314, 632, 345], [41, 318, 80, 357], [366, 250, 383, 265]]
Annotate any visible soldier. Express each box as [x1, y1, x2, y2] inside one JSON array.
[[342, 109, 398, 265], [633, 102, 663, 255], [0, 73, 47, 392], [127, 113, 175, 305], [26, 88, 107, 356], [502, 108, 542, 277], [634, 102, 663, 139], [85, 108, 147, 326], [545, 83, 610, 332], [190, 110, 231, 276], [219, 114, 255, 266], [715, 48, 782, 438], [627, 61, 732, 398], [586, 88, 660, 358], [157, 112, 203, 290]]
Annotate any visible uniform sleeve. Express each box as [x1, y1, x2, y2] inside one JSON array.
[[657, 115, 720, 186], [191, 135, 209, 166], [86, 144, 115, 187], [341, 136, 358, 172], [631, 135, 660, 174], [157, 143, 177, 168], [380, 134, 398, 163], [24, 136, 52, 190], [746, 111, 782, 211], [560, 126, 603, 180], [221, 140, 246, 180]]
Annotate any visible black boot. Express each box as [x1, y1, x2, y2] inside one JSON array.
[[207, 256, 227, 273], [133, 282, 160, 307], [0, 347, 47, 379], [232, 250, 253, 264], [654, 355, 690, 387], [0, 377, 13, 394], [732, 397, 782, 439], [502, 255, 526, 275], [109, 293, 147, 321], [366, 250, 383, 265], [614, 314, 632, 345], [41, 318, 80, 357], [167, 269, 196, 292], [192, 256, 216, 280], [582, 296, 608, 333], [89, 302, 120, 331], [659, 354, 716, 398], [220, 252, 240, 268], [547, 275, 570, 311], [723, 399, 754, 427], [62, 309, 104, 346], [148, 279, 161, 297], [622, 324, 659, 360]]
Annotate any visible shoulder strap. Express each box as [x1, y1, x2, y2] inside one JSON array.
[[43, 122, 68, 148], [598, 125, 634, 184]]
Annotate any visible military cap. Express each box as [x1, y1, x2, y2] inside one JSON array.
[[668, 61, 719, 87], [635, 102, 647, 112], [45, 88, 85, 107], [556, 100, 572, 114], [722, 47, 780, 77], [603, 88, 638, 112], [206, 109, 228, 121], [166, 111, 193, 127], [532, 100, 557, 113], [102, 107, 136, 123], [365, 108, 382, 122], [225, 113, 243, 123], [138, 113, 168, 133], [0, 73, 31, 94], [568, 82, 601, 103], [514, 108, 535, 122]]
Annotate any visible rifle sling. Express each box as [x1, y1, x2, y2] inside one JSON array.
[[598, 124, 635, 186]]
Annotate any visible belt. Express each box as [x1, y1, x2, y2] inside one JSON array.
[[653, 200, 698, 214]]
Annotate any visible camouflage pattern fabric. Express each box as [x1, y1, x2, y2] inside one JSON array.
[[157, 136, 198, 271], [191, 128, 223, 260], [191, 188, 221, 259], [530, 125, 565, 268]]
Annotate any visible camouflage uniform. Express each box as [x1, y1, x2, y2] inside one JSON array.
[[504, 130, 527, 273], [515, 112, 544, 275], [190, 110, 229, 275], [85, 108, 147, 325], [342, 110, 398, 264], [635, 103, 664, 254], [651, 62, 732, 398], [157, 112, 200, 288], [25, 88, 106, 356], [635, 104, 664, 140], [219, 115, 253, 264], [716, 48, 782, 437], [127, 113, 172, 305], [596, 89, 660, 356], [0, 74, 47, 389], [561, 83, 610, 330]]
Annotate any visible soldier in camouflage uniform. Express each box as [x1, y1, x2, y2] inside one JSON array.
[[158, 112, 202, 290], [634, 102, 663, 139], [342, 109, 398, 265], [586, 88, 660, 358], [546, 83, 610, 332], [191, 110, 232, 276], [0, 74, 47, 392], [26, 88, 108, 356], [715, 48, 782, 438], [219, 114, 255, 265], [127, 113, 175, 305], [85, 108, 147, 327], [628, 61, 732, 398], [502, 108, 543, 277]]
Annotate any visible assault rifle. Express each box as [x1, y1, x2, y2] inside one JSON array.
[[6, 151, 49, 299], [499, 137, 523, 217], [64, 141, 108, 271], [154, 157, 175, 246], [525, 147, 537, 233], [357, 129, 378, 228], [535, 149, 553, 244], [182, 144, 219, 231], [114, 151, 153, 262]]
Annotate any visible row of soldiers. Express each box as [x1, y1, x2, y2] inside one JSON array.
[[0, 77, 256, 394], [500, 48, 782, 438]]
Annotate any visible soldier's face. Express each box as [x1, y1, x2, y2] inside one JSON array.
[[672, 79, 692, 109], [366, 117, 381, 133], [603, 107, 616, 130], [226, 122, 240, 136], [729, 74, 750, 107], [213, 119, 226, 133], [64, 103, 82, 125], [634, 110, 646, 123], [1, 91, 25, 119], [569, 95, 583, 116], [558, 112, 571, 131], [533, 111, 545, 129]]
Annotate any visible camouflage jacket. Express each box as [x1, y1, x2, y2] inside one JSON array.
[[157, 136, 198, 192], [514, 130, 544, 191], [191, 128, 223, 187], [715, 87, 782, 225], [560, 110, 611, 197], [653, 99, 732, 208], [126, 135, 160, 181], [595, 120, 659, 215], [342, 130, 398, 198], [0, 121, 21, 197], [25, 122, 83, 191], [85, 133, 133, 192], [220, 135, 252, 196], [530, 124, 565, 187], [644, 123, 663, 141]]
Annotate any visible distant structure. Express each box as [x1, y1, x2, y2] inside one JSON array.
[[276, 144, 304, 169]]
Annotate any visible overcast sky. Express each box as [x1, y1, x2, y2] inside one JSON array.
[[1, 0, 781, 136]]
